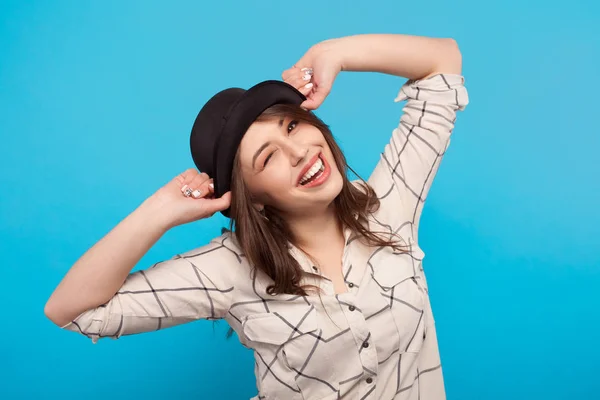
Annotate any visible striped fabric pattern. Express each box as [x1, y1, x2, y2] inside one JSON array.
[[62, 73, 469, 400]]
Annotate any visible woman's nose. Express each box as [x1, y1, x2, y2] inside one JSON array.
[[288, 143, 309, 167]]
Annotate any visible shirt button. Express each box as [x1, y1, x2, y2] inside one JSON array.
[[348, 282, 354, 288], [362, 341, 369, 348], [366, 377, 373, 384], [348, 305, 356, 312]]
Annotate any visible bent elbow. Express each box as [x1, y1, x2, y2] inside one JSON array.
[[440, 38, 462, 74], [44, 299, 69, 328]]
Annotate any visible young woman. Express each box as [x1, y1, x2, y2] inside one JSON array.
[[45, 34, 468, 400]]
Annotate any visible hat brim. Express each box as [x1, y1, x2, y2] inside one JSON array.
[[213, 80, 306, 217]]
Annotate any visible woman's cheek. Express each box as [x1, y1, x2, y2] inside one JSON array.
[[265, 166, 292, 191]]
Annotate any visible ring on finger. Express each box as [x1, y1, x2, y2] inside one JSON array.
[[301, 67, 313, 81]]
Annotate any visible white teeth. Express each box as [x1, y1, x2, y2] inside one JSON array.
[[300, 157, 324, 184]]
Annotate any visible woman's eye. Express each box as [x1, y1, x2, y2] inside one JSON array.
[[287, 120, 298, 133], [263, 152, 274, 167]]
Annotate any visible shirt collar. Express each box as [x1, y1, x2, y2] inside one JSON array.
[[287, 226, 354, 275]]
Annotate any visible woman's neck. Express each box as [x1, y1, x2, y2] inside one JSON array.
[[285, 204, 345, 254]]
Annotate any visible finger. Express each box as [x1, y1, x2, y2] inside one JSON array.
[[195, 178, 214, 199], [299, 67, 314, 83], [301, 84, 331, 110], [175, 168, 198, 186], [282, 67, 300, 81], [283, 66, 313, 83], [206, 179, 215, 194], [185, 173, 210, 198], [202, 192, 232, 214], [297, 82, 314, 96], [286, 70, 313, 87], [285, 77, 314, 95], [193, 179, 216, 200]]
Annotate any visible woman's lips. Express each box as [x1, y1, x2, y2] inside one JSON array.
[[300, 154, 330, 188], [296, 153, 321, 186]]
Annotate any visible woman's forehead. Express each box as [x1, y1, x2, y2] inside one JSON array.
[[239, 118, 281, 163]]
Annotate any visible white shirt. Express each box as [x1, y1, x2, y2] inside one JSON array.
[[62, 73, 469, 400]]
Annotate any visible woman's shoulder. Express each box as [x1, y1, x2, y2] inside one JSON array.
[[177, 229, 245, 267]]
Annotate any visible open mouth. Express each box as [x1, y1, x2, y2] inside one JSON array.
[[298, 154, 330, 188]]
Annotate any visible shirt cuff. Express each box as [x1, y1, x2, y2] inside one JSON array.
[[394, 73, 469, 111]]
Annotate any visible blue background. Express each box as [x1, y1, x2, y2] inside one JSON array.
[[1, 1, 598, 399]]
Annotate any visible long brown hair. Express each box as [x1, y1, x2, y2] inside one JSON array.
[[227, 104, 406, 297]]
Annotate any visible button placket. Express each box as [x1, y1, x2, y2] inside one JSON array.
[[358, 332, 378, 386], [337, 292, 379, 387]]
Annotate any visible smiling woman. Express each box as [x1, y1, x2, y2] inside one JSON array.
[[238, 104, 344, 218], [229, 102, 402, 297], [45, 33, 467, 400]]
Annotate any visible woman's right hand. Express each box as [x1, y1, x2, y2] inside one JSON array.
[[150, 168, 231, 229]]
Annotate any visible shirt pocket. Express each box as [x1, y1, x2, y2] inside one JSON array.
[[242, 306, 340, 400], [370, 243, 427, 353]]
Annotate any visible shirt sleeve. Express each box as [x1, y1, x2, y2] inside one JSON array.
[[367, 73, 469, 239], [60, 235, 239, 344]]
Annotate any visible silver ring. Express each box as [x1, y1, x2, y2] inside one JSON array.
[[183, 187, 193, 197], [301, 67, 313, 81]]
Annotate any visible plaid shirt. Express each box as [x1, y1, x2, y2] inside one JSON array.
[[62, 73, 469, 400]]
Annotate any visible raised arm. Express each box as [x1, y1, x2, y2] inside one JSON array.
[[334, 34, 461, 80], [57, 235, 239, 343], [44, 194, 170, 327], [338, 35, 467, 238], [45, 168, 232, 336], [283, 34, 461, 110], [282, 34, 468, 239]]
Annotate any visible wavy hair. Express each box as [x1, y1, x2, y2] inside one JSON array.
[[227, 104, 406, 297]]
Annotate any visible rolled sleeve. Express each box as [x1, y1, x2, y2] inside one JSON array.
[[368, 73, 469, 239], [61, 235, 239, 343]]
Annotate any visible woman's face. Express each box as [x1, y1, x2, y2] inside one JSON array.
[[237, 115, 343, 216]]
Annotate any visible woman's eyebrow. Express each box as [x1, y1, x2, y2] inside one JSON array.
[[251, 118, 285, 168], [252, 141, 272, 169]]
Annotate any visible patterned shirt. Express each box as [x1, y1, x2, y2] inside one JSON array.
[[61, 73, 469, 400]]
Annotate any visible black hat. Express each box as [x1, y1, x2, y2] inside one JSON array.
[[190, 80, 306, 218]]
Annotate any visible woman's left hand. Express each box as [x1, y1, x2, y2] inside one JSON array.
[[281, 40, 343, 110]]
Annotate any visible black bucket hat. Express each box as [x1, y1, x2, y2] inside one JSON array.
[[190, 80, 306, 218]]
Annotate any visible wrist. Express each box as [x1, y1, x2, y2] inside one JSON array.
[[315, 37, 347, 71], [138, 194, 174, 233], [320, 35, 373, 72]]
